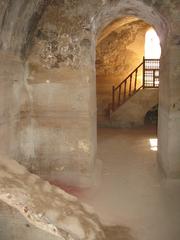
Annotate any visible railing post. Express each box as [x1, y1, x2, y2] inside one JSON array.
[[109, 58, 160, 112], [143, 56, 145, 88], [118, 84, 121, 105], [153, 69, 155, 87], [124, 80, 127, 102], [134, 74, 137, 93], [134, 70, 138, 93], [129, 75, 132, 96], [112, 86, 115, 111]]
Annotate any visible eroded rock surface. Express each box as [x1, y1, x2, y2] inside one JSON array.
[[0, 155, 105, 240]]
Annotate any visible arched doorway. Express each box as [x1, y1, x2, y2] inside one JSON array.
[[92, 0, 179, 178], [88, 3, 180, 239], [96, 17, 161, 128]]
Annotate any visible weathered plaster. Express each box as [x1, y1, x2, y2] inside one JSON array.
[[0, 0, 179, 203]]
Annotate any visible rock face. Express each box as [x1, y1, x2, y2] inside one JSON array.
[[0, 155, 105, 240], [0, 156, 135, 240]]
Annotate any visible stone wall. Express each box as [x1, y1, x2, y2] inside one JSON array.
[[111, 89, 159, 128], [18, 3, 97, 186], [0, 52, 27, 159], [0, 1, 179, 239]]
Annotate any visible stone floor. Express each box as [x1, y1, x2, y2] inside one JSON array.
[[81, 127, 180, 240]]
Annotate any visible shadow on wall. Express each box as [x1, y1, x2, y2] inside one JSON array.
[[144, 104, 158, 125], [103, 225, 136, 240]]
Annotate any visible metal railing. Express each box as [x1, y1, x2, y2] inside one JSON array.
[[143, 58, 160, 88], [110, 57, 160, 112]]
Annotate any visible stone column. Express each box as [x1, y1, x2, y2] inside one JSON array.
[[0, 51, 26, 159], [18, 5, 98, 187], [158, 26, 180, 177]]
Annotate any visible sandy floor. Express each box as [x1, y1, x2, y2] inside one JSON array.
[[82, 127, 180, 240]]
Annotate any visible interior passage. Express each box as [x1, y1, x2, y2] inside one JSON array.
[[82, 127, 180, 240]]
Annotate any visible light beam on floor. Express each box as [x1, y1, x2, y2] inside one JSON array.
[[149, 138, 158, 151]]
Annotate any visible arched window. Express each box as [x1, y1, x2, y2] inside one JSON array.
[[144, 28, 161, 87], [145, 28, 161, 59]]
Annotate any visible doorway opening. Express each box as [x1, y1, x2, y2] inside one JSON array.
[[94, 16, 167, 240], [96, 17, 161, 129]]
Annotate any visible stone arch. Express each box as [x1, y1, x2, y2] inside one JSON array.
[[94, 0, 169, 44], [0, 0, 48, 56], [93, 0, 180, 178]]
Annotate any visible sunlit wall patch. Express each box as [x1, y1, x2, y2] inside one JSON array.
[[145, 28, 161, 59]]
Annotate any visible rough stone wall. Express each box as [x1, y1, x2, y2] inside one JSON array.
[[157, 0, 180, 178], [0, 0, 179, 240], [0, 202, 60, 240], [0, 0, 179, 185], [0, 155, 104, 240], [17, 2, 98, 186], [111, 89, 159, 127], [96, 19, 150, 124], [96, 19, 149, 77], [0, 52, 28, 159]]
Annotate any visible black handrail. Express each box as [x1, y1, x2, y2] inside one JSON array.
[[110, 57, 160, 112], [114, 61, 144, 91]]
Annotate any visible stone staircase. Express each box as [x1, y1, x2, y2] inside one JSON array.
[[99, 58, 160, 127]]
